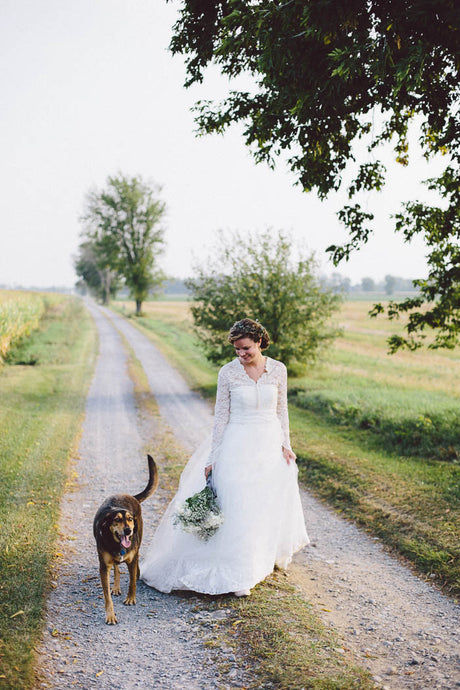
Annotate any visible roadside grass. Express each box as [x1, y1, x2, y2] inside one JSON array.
[[290, 409, 460, 595], [0, 296, 97, 689], [288, 301, 460, 593], [124, 338, 373, 689], [113, 299, 460, 597]]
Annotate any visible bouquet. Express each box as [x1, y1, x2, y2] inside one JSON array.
[[173, 472, 223, 541]]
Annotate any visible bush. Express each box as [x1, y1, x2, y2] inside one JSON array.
[[186, 229, 341, 372]]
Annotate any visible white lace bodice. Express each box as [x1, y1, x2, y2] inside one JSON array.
[[208, 357, 292, 465]]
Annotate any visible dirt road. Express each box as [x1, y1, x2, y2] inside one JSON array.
[[36, 301, 459, 689]]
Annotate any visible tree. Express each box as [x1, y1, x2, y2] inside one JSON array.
[[168, 0, 460, 350], [186, 230, 341, 372], [80, 173, 166, 314], [74, 240, 120, 304], [361, 277, 376, 292], [328, 273, 351, 294], [384, 274, 396, 296]]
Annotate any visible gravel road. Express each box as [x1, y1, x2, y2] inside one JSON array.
[[35, 301, 254, 689], [36, 301, 460, 690]]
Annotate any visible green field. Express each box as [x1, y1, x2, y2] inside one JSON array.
[[0, 293, 96, 688], [114, 298, 460, 597]]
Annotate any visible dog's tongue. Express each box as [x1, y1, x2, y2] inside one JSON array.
[[121, 536, 131, 549]]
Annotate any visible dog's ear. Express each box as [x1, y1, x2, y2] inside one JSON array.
[[99, 510, 118, 536], [97, 515, 109, 538]]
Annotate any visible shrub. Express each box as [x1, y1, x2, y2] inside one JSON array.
[[186, 230, 342, 372]]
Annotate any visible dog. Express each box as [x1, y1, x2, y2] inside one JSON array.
[[93, 454, 158, 624]]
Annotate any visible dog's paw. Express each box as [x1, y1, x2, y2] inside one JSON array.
[[105, 611, 118, 625], [123, 595, 136, 606], [111, 587, 122, 596]]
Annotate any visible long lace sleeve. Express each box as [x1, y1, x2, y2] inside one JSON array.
[[208, 366, 231, 466], [276, 363, 292, 450]]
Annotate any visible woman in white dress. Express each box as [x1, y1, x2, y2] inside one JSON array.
[[140, 318, 309, 597]]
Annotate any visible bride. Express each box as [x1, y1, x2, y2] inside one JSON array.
[[140, 318, 309, 597]]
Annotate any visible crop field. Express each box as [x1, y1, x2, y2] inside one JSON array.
[[114, 298, 460, 595], [0, 291, 47, 362]]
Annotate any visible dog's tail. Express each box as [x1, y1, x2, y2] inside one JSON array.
[[134, 455, 159, 503]]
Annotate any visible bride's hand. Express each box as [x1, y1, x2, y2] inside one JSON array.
[[205, 464, 212, 479], [282, 447, 296, 465]]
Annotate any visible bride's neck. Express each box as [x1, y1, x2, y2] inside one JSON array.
[[244, 354, 265, 369]]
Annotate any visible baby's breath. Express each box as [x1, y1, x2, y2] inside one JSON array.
[[173, 486, 224, 541]]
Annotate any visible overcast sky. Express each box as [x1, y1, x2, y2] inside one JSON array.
[[0, 0, 443, 288]]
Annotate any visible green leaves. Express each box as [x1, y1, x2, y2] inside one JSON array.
[[348, 161, 387, 197], [327, 204, 374, 265]]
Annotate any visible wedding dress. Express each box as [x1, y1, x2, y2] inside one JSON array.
[[140, 356, 309, 594]]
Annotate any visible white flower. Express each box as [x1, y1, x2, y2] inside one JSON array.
[[173, 486, 224, 541]]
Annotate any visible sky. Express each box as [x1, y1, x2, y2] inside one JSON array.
[[0, 0, 444, 289]]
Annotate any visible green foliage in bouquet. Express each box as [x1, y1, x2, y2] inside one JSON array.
[[173, 485, 223, 541]]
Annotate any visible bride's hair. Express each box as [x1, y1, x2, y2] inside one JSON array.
[[227, 318, 270, 350]]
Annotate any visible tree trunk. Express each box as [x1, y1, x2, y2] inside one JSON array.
[[103, 270, 110, 305], [136, 299, 142, 315]]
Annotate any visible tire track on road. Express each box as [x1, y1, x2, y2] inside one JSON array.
[[102, 307, 213, 452]]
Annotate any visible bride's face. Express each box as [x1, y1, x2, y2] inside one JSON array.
[[233, 337, 262, 365]]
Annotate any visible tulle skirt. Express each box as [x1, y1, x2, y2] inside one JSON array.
[[140, 417, 309, 594]]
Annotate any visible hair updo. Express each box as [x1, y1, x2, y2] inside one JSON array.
[[227, 318, 270, 350]]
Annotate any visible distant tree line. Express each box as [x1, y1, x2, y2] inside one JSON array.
[[166, 273, 419, 298], [163, 278, 189, 295], [323, 274, 419, 295]]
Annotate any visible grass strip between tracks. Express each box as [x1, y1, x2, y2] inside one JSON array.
[[0, 296, 97, 689], [123, 320, 374, 689]]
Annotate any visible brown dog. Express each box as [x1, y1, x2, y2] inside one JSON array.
[[93, 455, 158, 624]]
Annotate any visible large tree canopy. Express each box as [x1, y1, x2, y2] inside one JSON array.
[[80, 173, 166, 313], [169, 0, 460, 350]]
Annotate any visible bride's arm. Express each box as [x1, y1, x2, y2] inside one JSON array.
[[276, 362, 296, 464], [205, 366, 230, 475]]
